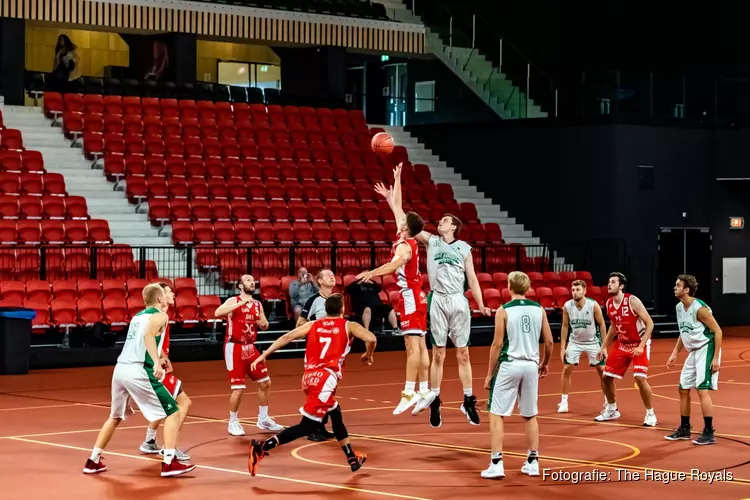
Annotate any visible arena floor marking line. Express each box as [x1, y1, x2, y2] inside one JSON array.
[[651, 392, 750, 413], [7, 436, 433, 500], [290, 431, 640, 472]]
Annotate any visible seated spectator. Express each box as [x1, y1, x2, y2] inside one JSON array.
[[346, 279, 399, 334], [289, 267, 318, 320]]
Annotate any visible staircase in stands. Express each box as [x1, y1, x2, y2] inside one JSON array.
[[0, 104, 209, 289], [382, 0, 547, 119]]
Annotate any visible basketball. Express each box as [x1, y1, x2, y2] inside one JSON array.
[[371, 132, 394, 154]]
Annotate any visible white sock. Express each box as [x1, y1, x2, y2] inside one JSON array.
[[404, 381, 416, 394], [561, 394, 568, 403], [646, 408, 655, 416], [433, 387, 441, 396], [163, 448, 175, 465], [463, 388, 473, 397], [607, 403, 617, 411], [419, 381, 429, 394], [229, 411, 239, 422], [145, 428, 157, 442], [90, 447, 103, 462], [259, 406, 269, 420]]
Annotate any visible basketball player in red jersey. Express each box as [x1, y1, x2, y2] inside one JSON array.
[[247, 294, 376, 476], [596, 272, 658, 426], [355, 191, 430, 415], [139, 283, 192, 461], [214, 275, 284, 435]]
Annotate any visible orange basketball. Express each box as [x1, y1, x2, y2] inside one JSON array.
[[371, 132, 394, 154]]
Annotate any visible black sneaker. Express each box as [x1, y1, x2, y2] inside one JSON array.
[[664, 426, 692, 441], [348, 452, 367, 472], [692, 428, 716, 446], [461, 395, 480, 425], [429, 395, 442, 428]]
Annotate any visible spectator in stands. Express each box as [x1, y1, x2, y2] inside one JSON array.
[[289, 267, 318, 320], [51, 34, 81, 91], [144, 40, 169, 81], [346, 279, 399, 334]]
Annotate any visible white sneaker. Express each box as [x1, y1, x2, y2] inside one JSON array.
[[139, 440, 160, 454], [411, 390, 437, 415], [557, 400, 569, 413], [521, 460, 540, 476], [228, 420, 245, 436], [481, 461, 505, 479], [643, 412, 658, 427], [594, 407, 621, 422], [393, 391, 421, 415], [159, 448, 191, 461], [257, 417, 284, 431]]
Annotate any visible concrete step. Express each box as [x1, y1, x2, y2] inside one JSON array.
[[92, 213, 148, 223]]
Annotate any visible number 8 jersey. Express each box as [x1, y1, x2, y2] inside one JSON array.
[[500, 298, 544, 364], [304, 317, 352, 377]]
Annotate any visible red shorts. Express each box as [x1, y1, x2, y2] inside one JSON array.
[[300, 368, 339, 422], [397, 290, 427, 335], [158, 371, 183, 398], [604, 340, 651, 379], [224, 342, 270, 390]]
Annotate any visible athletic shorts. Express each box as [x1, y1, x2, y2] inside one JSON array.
[[395, 289, 427, 336], [300, 368, 339, 422], [110, 362, 179, 422], [565, 341, 604, 367], [224, 342, 270, 390], [680, 339, 721, 391], [489, 360, 539, 417], [428, 291, 471, 348], [159, 371, 183, 398], [603, 340, 651, 379]]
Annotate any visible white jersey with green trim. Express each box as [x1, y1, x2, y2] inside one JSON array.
[[117, 307, 165, 366], [564, 298, 600, 345], [676, 298, 714, 351], [426, 234, 471, 295], [501, 298, 544, 363]]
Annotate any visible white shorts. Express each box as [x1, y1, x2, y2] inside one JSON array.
[[565, 341, 604, 367], [110, 362, 180, 422], [489, 360, 539, 417], [428, 291, 471, 348], [680, 339, 721, 391]]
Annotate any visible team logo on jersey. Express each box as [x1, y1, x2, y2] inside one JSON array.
[[332, 327, 340, 335], [433, 252, 460, 266]]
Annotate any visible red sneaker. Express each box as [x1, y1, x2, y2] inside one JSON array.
[[161, 460, 196, 477], [83, 458, 107, 474], [248, 439, 268, 477]]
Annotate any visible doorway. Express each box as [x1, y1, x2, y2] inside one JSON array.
[[384, 63, 407, 126], [656, 227, 712, 315]]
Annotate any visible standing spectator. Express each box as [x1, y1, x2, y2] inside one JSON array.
[[51, 35, 81, 91], [289, 267, 318, 320], [346, 279, 399, 334]]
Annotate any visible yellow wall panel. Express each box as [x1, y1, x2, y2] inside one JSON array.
[[196, 39, 279, 82]]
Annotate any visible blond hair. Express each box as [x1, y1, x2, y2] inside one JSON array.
[[571, 279, 587, 289], [508, 271, 531, 295], [142, 283, 165, 306]]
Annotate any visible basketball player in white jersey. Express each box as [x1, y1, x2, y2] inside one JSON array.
[[665, 274, 722, 445], [374, 163, 491, 427], [482, 271, 553, 479], [84, 284, 194, 477], [557, 280, 608, 413]]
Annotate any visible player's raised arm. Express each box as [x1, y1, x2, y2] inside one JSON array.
[[485, 307, 507, 390], [253, 322, 314, 369], [347, 322, 378, 365], [355, 241, 412, 283], [465, 250, 490, 316], [375, 164, 432, 245], [214, 296, 247, 318], [697, 306, 723, 372], [144, 311, 169, 378]]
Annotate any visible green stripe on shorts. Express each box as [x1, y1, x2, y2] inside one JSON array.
[[487, 361, 502, 412], [145, 366, 179, 417], [696, 338, 716, 391]]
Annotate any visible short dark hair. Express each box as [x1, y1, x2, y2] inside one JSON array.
[[406, 211, 425, 237], [678, 274, 698, 297], [325, 293, 345, 316], [609, 272, 627, 288], [444, 213, 462, 236]]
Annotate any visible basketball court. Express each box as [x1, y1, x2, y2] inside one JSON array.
[[2, 337, 749, 499]]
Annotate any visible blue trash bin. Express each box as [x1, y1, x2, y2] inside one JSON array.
[[0, 307, 36, 375]]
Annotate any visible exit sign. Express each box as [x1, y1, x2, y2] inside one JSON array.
[[730, 217, 744, 229]]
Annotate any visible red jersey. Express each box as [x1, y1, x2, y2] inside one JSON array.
[[606, 293, 645, 344], [226, 296, 262, 344], [160, 323, 171, 357], [393, 238, 421, 297], [304, 317, 351, 376]]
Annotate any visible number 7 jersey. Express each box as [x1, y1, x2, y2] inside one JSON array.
[[304, 317, 352, 377]]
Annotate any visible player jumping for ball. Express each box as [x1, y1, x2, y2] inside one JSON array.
[[373, 163, 490, 427], [247, 294, 376, 476], [596, 272, 658, 426], [665, 274, 722, 445]]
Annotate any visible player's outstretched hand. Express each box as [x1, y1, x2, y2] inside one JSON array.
[[538, 364, 549, 378], [163, 357, 173, 374], [711, 358, 720, 372], [633, 346, 644, 357], [666, 353, 677, 368], [483, 374, 493, 391], [374, 182, 391, 200], [360, 353, 373, 366], [597, 348, 607, 361], [153, 362, 164, 380], [479, 306, 491, 316], [257, 317, 269, 330], [251, 357, 263, 372], [356, 270, 374, 284], [393, 163, 402, 179]]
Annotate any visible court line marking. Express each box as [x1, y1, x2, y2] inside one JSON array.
[[651, 392, 750, 413], [7, 436, 432, 500], [291, 431, 640, 472]]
